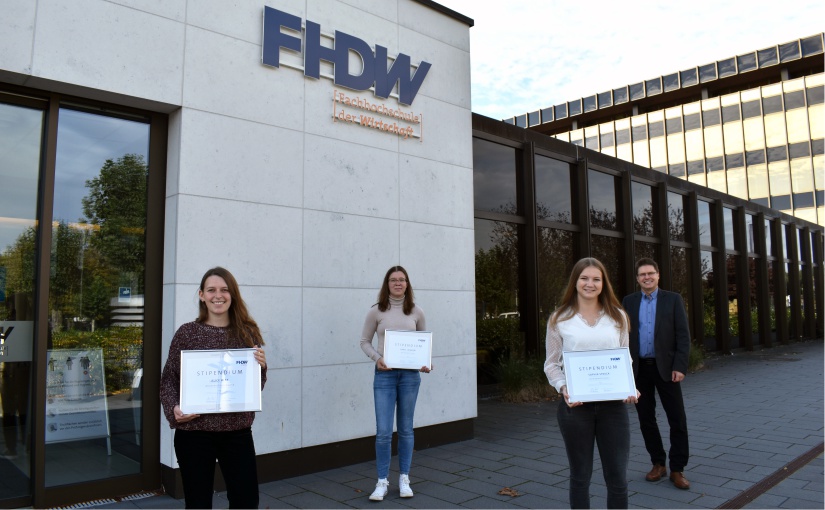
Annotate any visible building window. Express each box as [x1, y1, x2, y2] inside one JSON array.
[[746, 149, 766, 165], [737, 53, 757, 73], [646, 78, 662, 95], [788, 142, 810, 159], [742, 100, 762, 119], [663, 73, 679, 92], [583, 95, 597, 113], [718, 57, 737, 78], [535, 156, 572, 223], [680, 69, 698, 87], [631, 182, 656, 237], [630, 82, 645, 100], [801, 34, 824, 56], [767, 146, 788, 162], [725, 153, 745, 169], [538, 228, 577, 319], [779, 41, 801, 62], [722, 104, 741, 123], [701, 109, 720, 127], [699, 63, 717, 82], [758, 47, 778, 68], [784, 90, 805, 110], [472, 139, 518, 214], [592, 235, 625, 296], [588, 170, 619, 231]]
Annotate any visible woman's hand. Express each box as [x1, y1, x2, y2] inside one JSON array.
[[254, 347, 267, 370], [376, 358, 392, 371], [624, 389, 641, 404], [561, 386, 582, 408], [420, 364, 433, 373], [174, 405, 200, 424]]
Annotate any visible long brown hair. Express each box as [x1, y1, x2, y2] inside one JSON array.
[[376, 265, 415, 314], [549, 257, 627, 332], [197, 267, 264, 347]]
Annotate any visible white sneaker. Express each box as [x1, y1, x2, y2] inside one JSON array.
[[369, 478, 389, 501], [399, 474, 413, 498]]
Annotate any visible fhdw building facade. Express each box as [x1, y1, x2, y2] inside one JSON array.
[[0, 1, 475, 506]]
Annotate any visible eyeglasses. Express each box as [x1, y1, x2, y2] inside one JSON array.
[[637, 272, 658, 278], [389, 278, 407, 284]]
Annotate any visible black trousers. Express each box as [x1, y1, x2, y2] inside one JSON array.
[[174, 428, 259, 509], [557, 400, 629, 509], [635, 361, 689, 472]]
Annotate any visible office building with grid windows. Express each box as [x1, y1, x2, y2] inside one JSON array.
[[509, 34, 824, 225]]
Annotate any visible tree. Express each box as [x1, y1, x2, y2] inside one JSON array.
[[82, 154, 148, 295]]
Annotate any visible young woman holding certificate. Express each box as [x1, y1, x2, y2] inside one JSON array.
[[360, 266, 431, 502], [160, 267, 267, 509], [543, 258, 638, 509]]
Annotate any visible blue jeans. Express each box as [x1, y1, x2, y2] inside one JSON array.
[[373, 369, 421, 479], [557, 400, 630, 509]]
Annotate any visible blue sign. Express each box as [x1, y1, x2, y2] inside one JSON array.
[[118, 287, 131, 303], [262, 6, 431, 106]]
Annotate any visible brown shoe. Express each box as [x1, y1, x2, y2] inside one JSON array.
[[670, 471, 690, 490], [645, 464, 667, 482]]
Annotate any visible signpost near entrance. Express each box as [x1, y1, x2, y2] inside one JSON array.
[[45, 349, 111, 453]]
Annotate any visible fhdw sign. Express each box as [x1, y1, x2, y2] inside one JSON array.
[[261, 6, 432, 106]]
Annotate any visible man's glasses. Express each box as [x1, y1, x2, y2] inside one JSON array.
[[637, 272, 658, 278]]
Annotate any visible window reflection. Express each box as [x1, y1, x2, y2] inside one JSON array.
[[592, 235, 625, 297], [698, 200, 712, 246], [537, 228, 576, 323], [726, 254, 739, 347], [701, 251, 716, 349], [745, 214, 755, 253], [474, 219, 521, 382], [45, 108, 149, 487], [634, 241, 659, 266], [723, 208, 735, 250], [473, 139, 518, 214], [588, 170, 618, 231], [668, 192, 686, 241], [631, 182, 655, 237], [535, 156, 572, 222], [671, 246, 691, 327], [0, 101, 43, 500]]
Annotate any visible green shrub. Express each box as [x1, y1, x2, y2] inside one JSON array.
[[51, 326, 143, 393], [688, 341, 705, 372], [496, 356, 559, 402]]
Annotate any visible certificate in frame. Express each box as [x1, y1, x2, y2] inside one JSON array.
[[383, 330, 432, 370], [562, 347, 636, 403], [180, 348, 262, 414]]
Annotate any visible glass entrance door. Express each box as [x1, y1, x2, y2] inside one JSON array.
[[43, 107, 150, 487], [0, 100, 43, 505]]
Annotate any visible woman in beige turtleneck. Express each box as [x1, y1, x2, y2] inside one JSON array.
[[360, 265, 430, 502]]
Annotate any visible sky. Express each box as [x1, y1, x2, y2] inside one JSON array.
[[436, 0, 824, 120]]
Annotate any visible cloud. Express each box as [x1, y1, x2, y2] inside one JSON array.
[[438, 0, 824, 119]]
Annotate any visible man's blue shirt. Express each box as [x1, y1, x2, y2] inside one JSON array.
[[639, 288, 659, 358]]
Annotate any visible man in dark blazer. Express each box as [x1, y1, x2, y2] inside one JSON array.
[[622, 258, 691, 490]]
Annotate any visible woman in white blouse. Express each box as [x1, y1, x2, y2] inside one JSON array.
[[544, 257, 639, 509]]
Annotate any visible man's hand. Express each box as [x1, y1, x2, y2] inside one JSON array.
[[672, 370, 685, 383]]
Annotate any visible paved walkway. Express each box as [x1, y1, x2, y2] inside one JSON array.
[[96, 340, 823, 509]]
